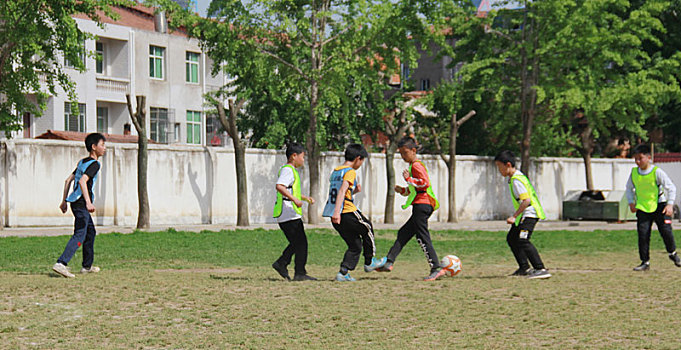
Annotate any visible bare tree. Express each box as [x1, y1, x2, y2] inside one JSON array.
[[383, 99, 417, 224], [126, 94, 150, 229]]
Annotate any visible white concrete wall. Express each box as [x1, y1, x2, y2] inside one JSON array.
[[2, 139, 678, 227]]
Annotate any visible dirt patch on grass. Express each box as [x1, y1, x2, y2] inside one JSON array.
[[154, 268, 242, 274]]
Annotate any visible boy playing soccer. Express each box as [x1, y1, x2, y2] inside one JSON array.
[[626, 144, 680, 271], [53, 133, 106, 278], [272, 143, 317, 281], [323, 144, 386, 281], [494, 150, 551, 279], [377, 137, 444, 281]]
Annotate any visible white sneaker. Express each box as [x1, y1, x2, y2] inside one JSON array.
[[52, 263, 75, 278], [80, 266, 101, 274]]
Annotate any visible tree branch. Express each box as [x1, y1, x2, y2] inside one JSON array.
[[126, 94, 142, 132], [456, 110, 477, 128], [430, 127, 450, 166], [258, 48, 311, 81]]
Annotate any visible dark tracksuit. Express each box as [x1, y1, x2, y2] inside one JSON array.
[[333, 210, 376, 274], [507, 217, 545, 271], [386, 203, 441, 272], [275, 218, 308, 276], [637, 202, 676, 263]]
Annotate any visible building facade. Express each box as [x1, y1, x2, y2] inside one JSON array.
[[23, 5, 227, 147]]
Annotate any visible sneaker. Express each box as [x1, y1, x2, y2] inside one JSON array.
[[80, 266, 100, 274], [509, 268, 531, 276], [633, 261, 650, 271], [364, 257, 387, 272], [528, 269, 552, 279], [52, 263, 75, 278], [669, 252, 681, 267], [292, 274, 317, 282], [376, 260, 393, 272], [272, 262, 291, 281], [424, 268, 446, 281], [335, 272, 356, 282]]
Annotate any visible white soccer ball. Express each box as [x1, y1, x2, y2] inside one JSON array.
[[440, 255, 462, 277]]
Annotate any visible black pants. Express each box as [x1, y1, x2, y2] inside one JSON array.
[[507, 217, 545, 270], [386, 204, 440, 271], [637, 202, 676, 263], [332, 211, 376, 274], [57, 203, 96, 268], [275, 219, 308, 275]]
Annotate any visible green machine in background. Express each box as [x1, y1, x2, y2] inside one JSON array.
[[562, 190, 637, 222]]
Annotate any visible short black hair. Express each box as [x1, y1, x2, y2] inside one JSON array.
[[397, 136, 418, 150], [344, 143, 369, 161], [494, 150, 516, 167], [285, 142, 305, 160], [632, 144, 651, 156], [85, 133, 106, 152], [617, 137, 629, 146]]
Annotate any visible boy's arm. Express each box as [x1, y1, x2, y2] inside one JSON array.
[[78, 174, 96, 213], [625, 175, 636, 213], [404, 163, 429, 189], [276, 184, 303, 208], [59, 174, 75, 213], [507, 179, 530, 224], [331, 180, 351, 224], [508, 199, 531, 225], [657, 169, 676, 216]]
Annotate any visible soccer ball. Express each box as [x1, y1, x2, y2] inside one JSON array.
[[440, 255, 462, 277]]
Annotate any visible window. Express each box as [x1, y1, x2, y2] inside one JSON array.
[[64, 103, 86, 132], [97, 106, 108, 133], [186, 52, 200, 83], [186, 111, 202, 144], [150, 107, 169, 143], [96, 42, 105, 74], [401, 64, 410, 80], [64, 40, 86, 68], [420, 79, 430, 91], [149, 46, 165, 79]]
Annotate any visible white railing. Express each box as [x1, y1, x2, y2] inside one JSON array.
[[96, 76, 130, 94]]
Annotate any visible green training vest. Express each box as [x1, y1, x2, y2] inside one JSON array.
[[273, 164, 302, 218], [509, 173, 546, 226], [631, 166, 660, 214], [402, 160, 440, 210]]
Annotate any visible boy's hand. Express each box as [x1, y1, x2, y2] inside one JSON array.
[[59, 201, 68, 214], [331, 212, 341, 224], [304, 196, 315, 205], [293, 198, 304, 208], [663, 204, 674, 217], [394, 185, 404, 194], [629, 203, 637, 213], [506, 216, 516, 225], [86, 203, 96, 213], [354, 183, 362, 193], [402, 169, 410, 180]]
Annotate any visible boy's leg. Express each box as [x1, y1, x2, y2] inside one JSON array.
[[636, 210, 655, 263], [57, 205, 90, 266], [516, 218, 545, 270], [355, 211, 376, 265], [386, 213, 417, 263], [334, 214, 362, 274], [506, 224, 529, 271], [275, 220, 301, 269], [653, 203, 677, 255], [411, 204, 440, 271], [81, 212, 97, 268], [289, 219, 309, 276]]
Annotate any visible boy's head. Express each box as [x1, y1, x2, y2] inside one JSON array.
[[494, 150, 516, 177], [286, 142, 306, 167], [344, 143, 368, 169], [85, 133, 106, 157], [397, 137, 418, 163], [632, 144, 652, 169]]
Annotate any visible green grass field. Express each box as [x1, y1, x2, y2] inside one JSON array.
[[1, 228, 680, 349]]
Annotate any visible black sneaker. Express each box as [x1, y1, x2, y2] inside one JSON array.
[[669, 252, 681, 267], [292, 274, 317, 281], [509, 268, 531, 276], [272, 262, 291, 281], [528, 269, 552, 279], [633, 262, 650, 271]]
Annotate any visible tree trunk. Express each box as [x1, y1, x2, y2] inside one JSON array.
[[306, 79, 320, 224], [519, 6, 539, 175], [216, 99, 249, 226], [126, 95, 150, 229], [384, 142, 397, 224], [448, 118, 458, 223], [583, 151, 594, 191]]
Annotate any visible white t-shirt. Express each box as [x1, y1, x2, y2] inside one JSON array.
[[276, 166, 302, 223], [510, 170, 538, 219]]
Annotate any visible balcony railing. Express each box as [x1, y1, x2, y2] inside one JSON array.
[[96, 77, 130, 94]]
